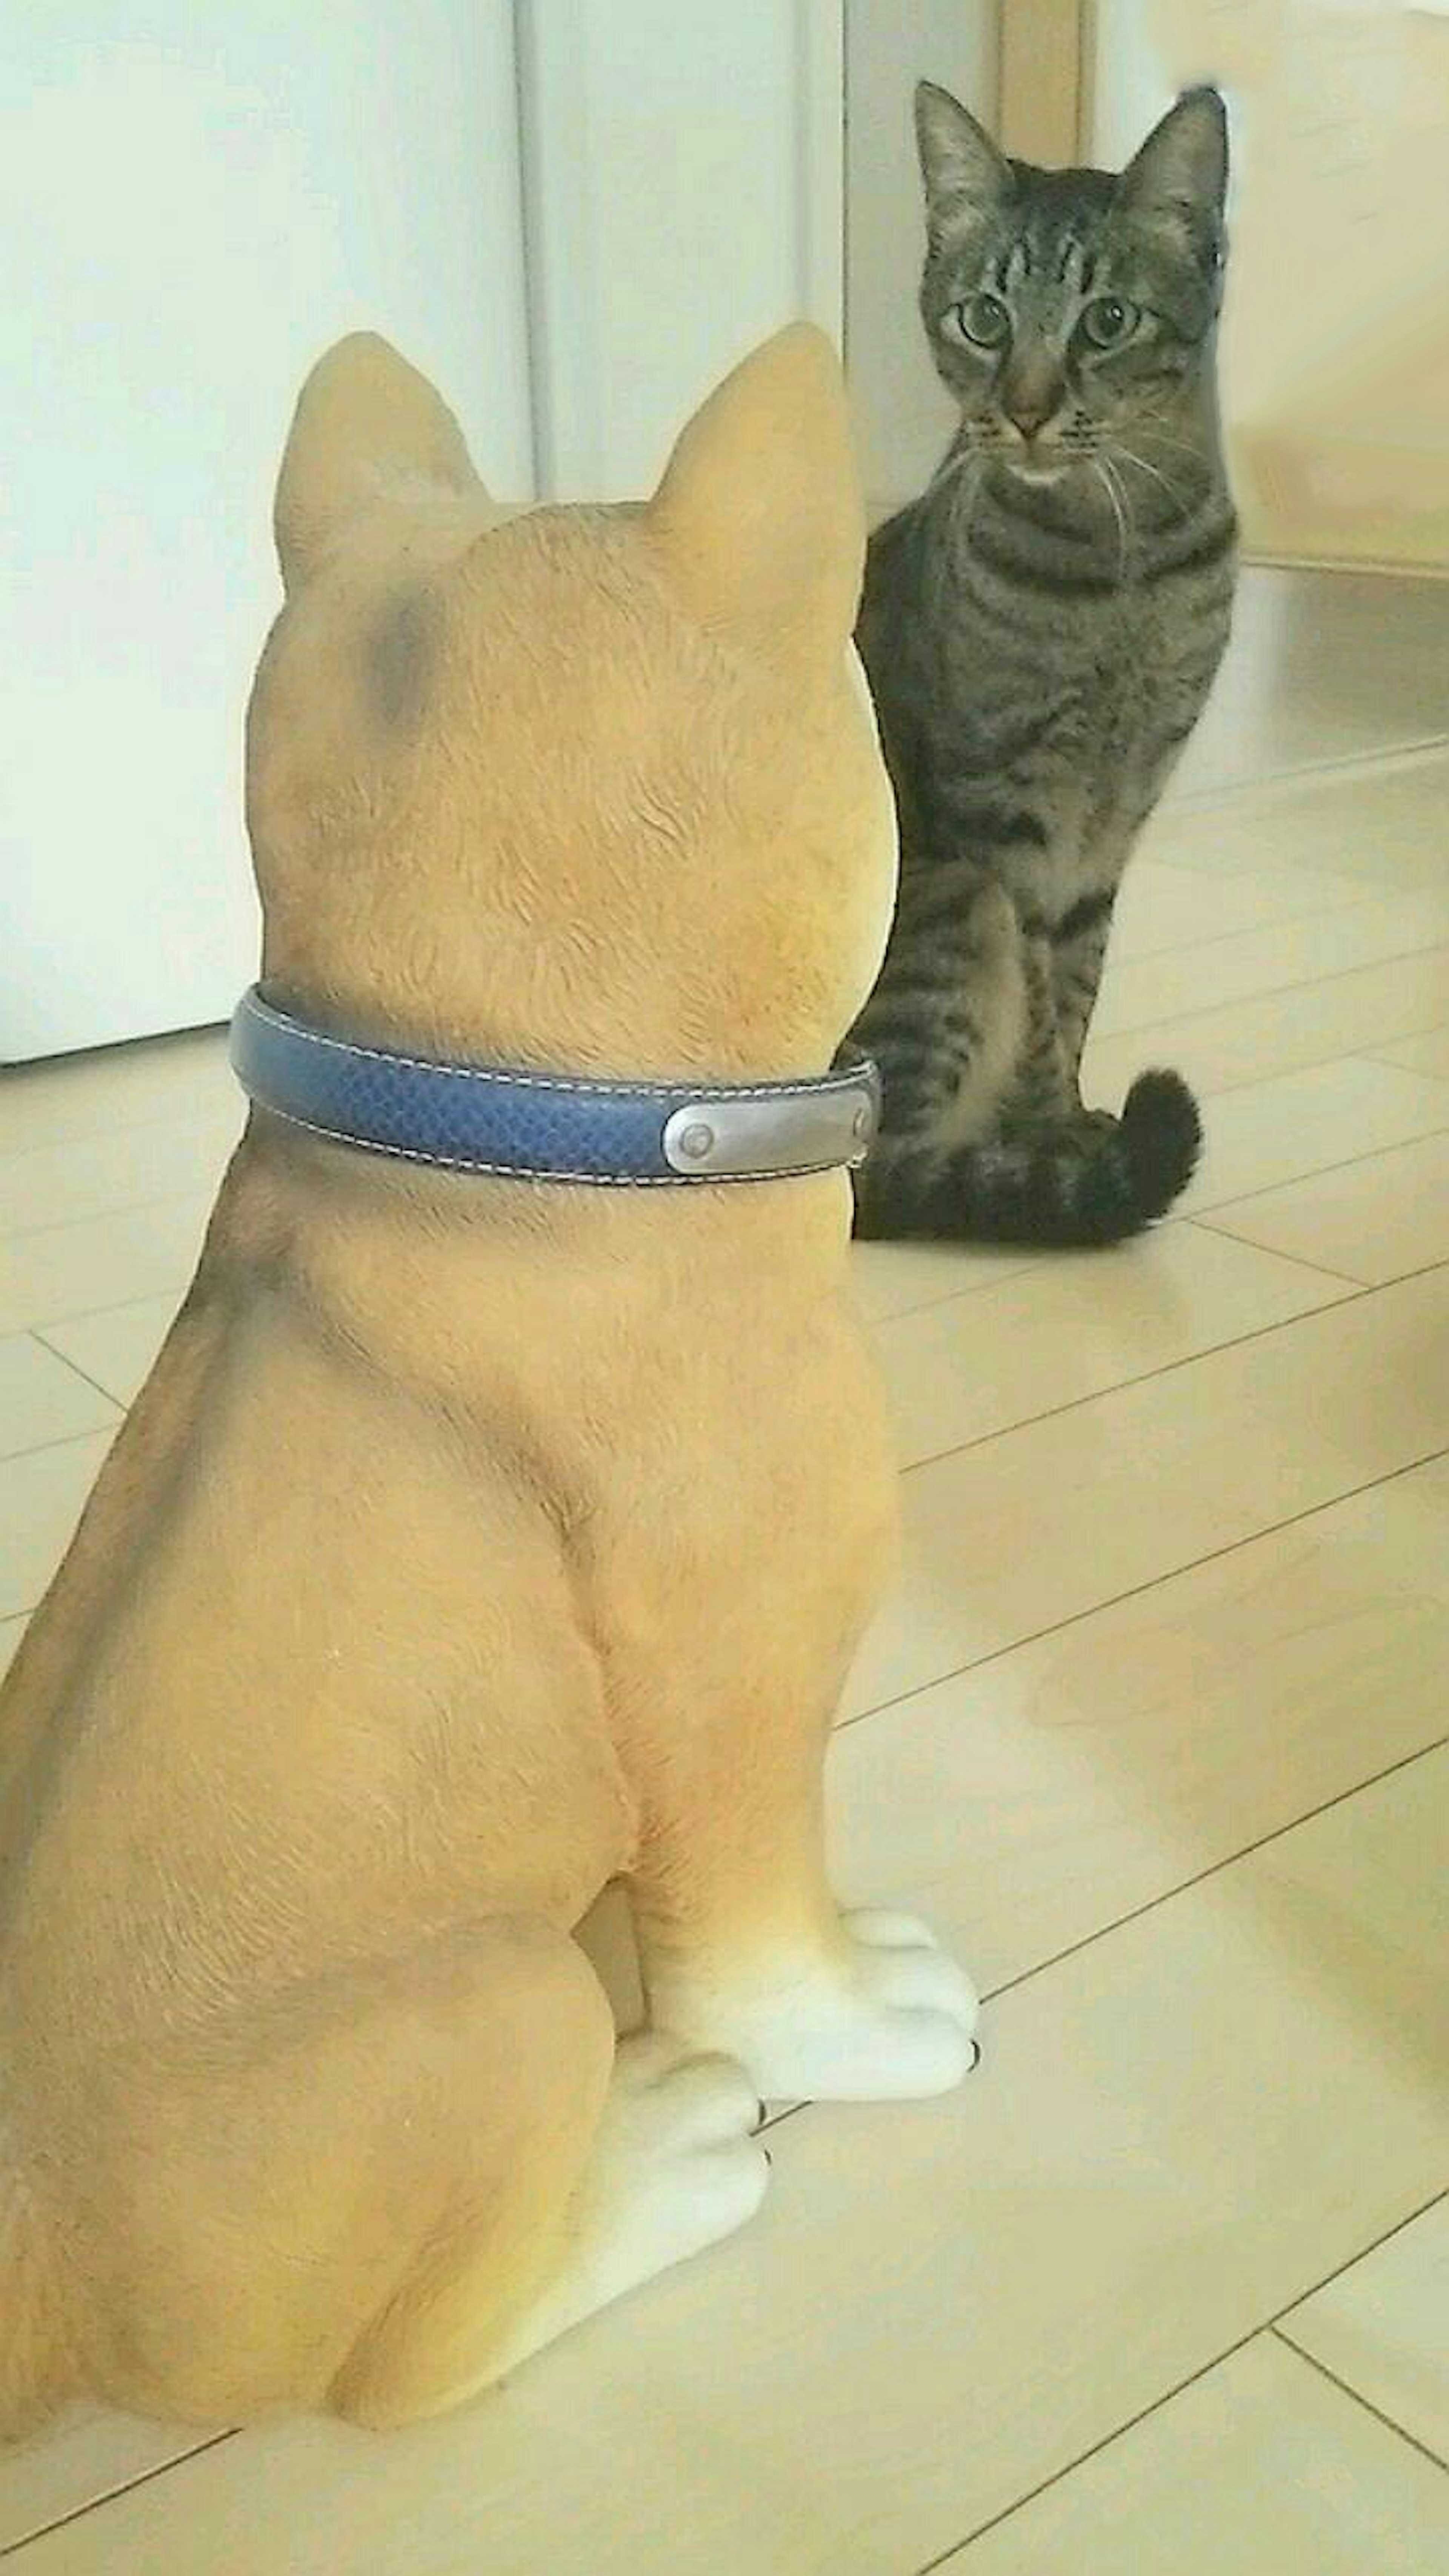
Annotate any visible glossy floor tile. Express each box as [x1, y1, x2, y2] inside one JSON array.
[[1168, 570, 1449, 795], [1178, 1057, 1449, 1215], [1282, 2198, 1449, 2468], [874, 1220, 1349, 1470], [1374, 1022, 1449, 1080], [1155, 741, 1449, 880], [1092, 884, 1449, 1043], [16, 1758, 1444, 2576], [1205, 1129, 1449, 1285], [847, 1266, 1449, 1720], [951, 2333, 1449, 2573], [850, 1237, 1040, 1325], [0, 1110, 240, 1237], [1083, 941, 1449, 1105], [1109, 857, 1372, 960], [37, 1293, 181, 1409], [832, 1457, 1449, 1994], [0, 1191, 212, 1337], [0, 1333, 119, 1461], [0, 1027, 233, 1153], [0, 1429, 115, 1620]]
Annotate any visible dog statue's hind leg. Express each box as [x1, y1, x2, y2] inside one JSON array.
[[330, 1944, 766, 2428], [8, 1918, 763, 2436]]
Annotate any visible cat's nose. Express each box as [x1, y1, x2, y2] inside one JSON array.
[[1000, 361, 1064, 443], [1005, 395, 1057, 442]]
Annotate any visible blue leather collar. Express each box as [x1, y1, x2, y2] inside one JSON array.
[[229, 986, 880, 1187]]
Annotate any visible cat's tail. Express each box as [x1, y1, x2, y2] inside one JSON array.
[[855, 1068, 1202, 1248]]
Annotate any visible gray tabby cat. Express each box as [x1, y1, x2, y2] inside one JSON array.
[[853, 83, 1237, 1244]]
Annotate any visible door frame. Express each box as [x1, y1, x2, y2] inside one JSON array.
[[996, 0, 1094, 163]]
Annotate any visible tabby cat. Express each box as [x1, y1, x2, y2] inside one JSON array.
[[853, 83, 1237, 1245]]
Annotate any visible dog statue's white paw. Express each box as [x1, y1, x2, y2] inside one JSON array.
[[494, 2036, 769, 2378], [654, 1910, 980, 2105]]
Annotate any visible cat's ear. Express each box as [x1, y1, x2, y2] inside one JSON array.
[[274, 334, 484, 594], [1119, 86, 1229, 234], [647, 323, 863, 670], [915, 81, 1010, 243]]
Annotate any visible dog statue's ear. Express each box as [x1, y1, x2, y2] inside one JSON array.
[[647, 323, 864, 672], [274, 334, 483, 594]]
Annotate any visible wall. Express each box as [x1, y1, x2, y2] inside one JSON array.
[[1090, 0, 1449, 572], [2, 2, 533, 1060]]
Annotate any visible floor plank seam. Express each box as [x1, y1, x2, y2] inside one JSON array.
[[1092, 991, 1449, 1106], [0, 1106, 239, 1187], [1360, 1049, 1449, 1077], [1179, 1222, 1364, 1288], [0, 1425, 114, 1474], [1188, 1111, 1449, 1223], [0, 1104, 215, 1160], [768, 1746, 1447, 2124], [1264, 2190, 1448, 2330], [892, 1266, 1374, 1479], [1271, 2327, 1449, 2475], [1114, 876, 1388, 966], [1164, 732, 1449, 817], [25, 1332, 126, 1413], [977, 1736, 1449, 2009], [837, 1436, 1449, 1738], [1095, 924, 1449, 1049], [912, 2325, 1274, 2571], [0, 1182, 213, 1255], [911, 2185, 1449, 2573], [0, 2434, 236, 2565], [891, 1253, 1449, 1483], [1085, 951, 1449, 1092], [22, 2184, 1443, 2568]]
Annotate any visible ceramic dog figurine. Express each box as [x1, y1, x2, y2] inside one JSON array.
[[0, 326, 977, 2435]]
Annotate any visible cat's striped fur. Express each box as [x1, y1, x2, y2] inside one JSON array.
[[852, 84, 1237, 1246]]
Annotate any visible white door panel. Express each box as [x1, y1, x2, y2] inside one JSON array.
[[519, 0, 844, 500], [845, 2, 1001, 521], [2, 3, 532, 1061]]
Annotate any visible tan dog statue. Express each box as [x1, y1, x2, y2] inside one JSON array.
[[0, 326, 977, 2435]]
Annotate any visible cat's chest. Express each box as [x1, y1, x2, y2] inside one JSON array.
[[945, 582, 1218, 823], [977, 587, 1185, 752]]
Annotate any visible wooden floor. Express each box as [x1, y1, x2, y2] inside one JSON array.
[[2, 570, 1447, 2571]]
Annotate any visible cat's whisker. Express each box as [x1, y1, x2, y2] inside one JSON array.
[[926, 443, 973, 497], [1132, 420, 1207, 467], [932, 456, 985, 618], [1113, 442, 1193, 518], [958, 456, 987, 548], [1093, 455, 1132, 584], [928, 432, 998, 496]]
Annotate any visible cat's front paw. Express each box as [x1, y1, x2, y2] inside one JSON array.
[[658, 1911, 980, 2105]]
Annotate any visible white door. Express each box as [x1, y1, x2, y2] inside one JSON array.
[[844, 1, 1002, 521], [2, 2, 534, 1063], [519, 0, 846, 500], [518, 2, 1007, 521]]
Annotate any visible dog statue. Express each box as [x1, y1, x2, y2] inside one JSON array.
[[0, 326, 977, 2434]]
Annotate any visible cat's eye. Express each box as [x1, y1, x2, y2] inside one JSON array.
[[949, 292, 1011, 350], [1080, 295, 1139, 350]]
